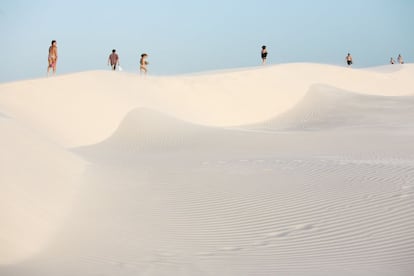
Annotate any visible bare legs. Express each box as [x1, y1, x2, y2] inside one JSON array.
[[47, 61, 56, 76]]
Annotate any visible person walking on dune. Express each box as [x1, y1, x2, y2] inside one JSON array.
[[108, 49, 119, 71], [397, 54, 404, 64], [345, 53, 353, 67], [261, 45, 268, 65], [47, 40, 58, 76], [390, 57, 395, 64], [140, 53, 149, 75]]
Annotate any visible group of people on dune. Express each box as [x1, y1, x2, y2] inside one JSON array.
[[345, 53, 404, 67], [47, 41, 406, 76], [107, 49, 149, 75], [47, 40, 149, 76]]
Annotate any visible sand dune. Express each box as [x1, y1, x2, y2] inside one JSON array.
[[0, 116, 86, 265], [254, 84, 414, 131], [1, 63, 414, 275], [0, 63, 413, 147]]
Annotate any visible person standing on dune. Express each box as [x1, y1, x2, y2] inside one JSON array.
[[397, 54, 404, 64], [261, 45, 268, 65], [108, 49, 119, 71], [390, 57, 395, 64], [345, 53, 353, 67], [140, 53, 149, 75], [47, 40, 58, 76]]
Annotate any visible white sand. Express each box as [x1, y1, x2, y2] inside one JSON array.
[[1, 63, 413, 275]]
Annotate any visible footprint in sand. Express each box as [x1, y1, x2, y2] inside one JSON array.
[[219, 246, 243, 252], [265, 231, 290, 238], [295, 224, 314, 231], [196, 251, 215, 257], [252, 240, 271, 247], [264, 224, 314, 241]]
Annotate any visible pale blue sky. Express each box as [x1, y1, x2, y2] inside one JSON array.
[[0, 0, 413, 82]]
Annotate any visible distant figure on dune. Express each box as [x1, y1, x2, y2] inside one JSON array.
[[345, 53, 353, 67], [390, 57, 395, 64], [108, 49, 119, 71], [47, 40, 58, 76], [140, 53, 149, 75], [397, 54, 404, 64], [261, 45, 268, 65]]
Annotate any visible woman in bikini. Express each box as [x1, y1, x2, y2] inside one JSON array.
[[397, 54, 404, 64], [140, 53, 149, 75], [47, 40, 58, 76]]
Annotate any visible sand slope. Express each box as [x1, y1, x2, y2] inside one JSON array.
[[1, 63, 414, 275], [0, 116, 86, 265], [0, 63, 412, 147], [254, 84, 414, 131]]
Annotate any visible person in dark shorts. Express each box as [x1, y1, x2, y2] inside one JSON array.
[[261, 45, 268, 64], [390, 57, 395, 64], [108, 49, 119, 70], [346, 53, 353, 67]]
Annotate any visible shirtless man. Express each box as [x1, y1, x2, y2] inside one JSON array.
[[140, 53, 148, 75], [47, 40, 58, 76], [108, 49, 119, 70]]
